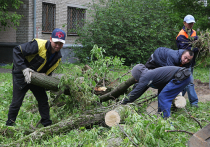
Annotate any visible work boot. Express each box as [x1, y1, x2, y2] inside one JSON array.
[[6, 120, 16, 126], [191, 104, 199, 108]]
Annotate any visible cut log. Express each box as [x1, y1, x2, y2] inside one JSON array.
[[99, 76, 136, 102], [105, 105, 134, 127], [30, 72, 60, 91], [30, 72, 70, 95], [172, 96, 186, 108]]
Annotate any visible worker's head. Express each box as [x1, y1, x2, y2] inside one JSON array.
[[50, 28, 66, 53], [183, 15, 195, 30], [131, 64, 148, 82], [181, 50, 194, 65]]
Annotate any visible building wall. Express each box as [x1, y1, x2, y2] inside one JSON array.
[[0, 0, 97, 44], [16, 0, 30, 43], [0, 22, 16, 42], [36, 0, 94, 44]]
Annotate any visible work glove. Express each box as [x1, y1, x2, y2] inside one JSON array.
[[22, 68, 34, 84]]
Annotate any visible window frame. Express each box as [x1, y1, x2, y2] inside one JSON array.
[[67, 5, 86, 36], [42, 2, 56, 34]]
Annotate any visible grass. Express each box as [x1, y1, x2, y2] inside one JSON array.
[[0, 63, 13, 69], [0, 62, 209, 146]]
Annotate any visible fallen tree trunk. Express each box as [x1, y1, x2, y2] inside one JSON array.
[[31, 72, 135, 102], [99, 76, 136, 102], [3, 113, 105, 146], [2, 105, 134, 146]]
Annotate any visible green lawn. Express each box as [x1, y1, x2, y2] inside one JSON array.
[[0, 62, 209, 146]]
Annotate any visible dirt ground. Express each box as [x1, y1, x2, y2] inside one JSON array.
[[193, 79, 210, 103], [148, 79, 210, 103], [0, 68, 12, 73], [0, 68, 209, 102]]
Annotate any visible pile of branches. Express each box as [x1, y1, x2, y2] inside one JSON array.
[[192, 29, 210, 65]]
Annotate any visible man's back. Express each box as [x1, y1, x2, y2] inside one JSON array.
[[153, 47, 184, 67]]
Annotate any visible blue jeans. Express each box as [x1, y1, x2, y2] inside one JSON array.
[[182, 68, 198, 106], [158, 76, 191, 118]]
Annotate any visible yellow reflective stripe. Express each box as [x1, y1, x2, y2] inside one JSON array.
[[35, 39, 48, 71], [19, 45, 23, 54], [46, 58, 61, 75], [37, 59, 47, 72]]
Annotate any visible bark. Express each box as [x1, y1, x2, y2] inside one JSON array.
[[30, 72, 70, 95], [30, 72, 60, 91], [31, 72, 136, 102], [2, 105, 134, 146], [3, 113, 105, 146], [99, 76, 136, 102]]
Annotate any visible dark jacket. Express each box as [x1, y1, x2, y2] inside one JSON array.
[[122, 64, 182, 103], [12, 39, 62, 89], [153, 47, 191, 68], [176, 26, 198, 67], [176, 26, 198, 52]]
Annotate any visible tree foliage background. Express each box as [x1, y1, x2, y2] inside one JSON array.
[[0, 0, 23, 31], [75, 0, 210, 65]]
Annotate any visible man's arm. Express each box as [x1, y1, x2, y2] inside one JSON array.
[[176, 35, 192, 50], [13, 40, 39, 70], [176, 35, 198, 52], [166, 54, 177, 66], [122, 77, 149, 104]]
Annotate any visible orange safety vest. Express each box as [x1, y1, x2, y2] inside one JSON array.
[[176, 29, 197, 40]]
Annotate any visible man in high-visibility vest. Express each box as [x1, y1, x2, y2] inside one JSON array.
[[6, 28, 66, 127], [176, 14, 199, 107]]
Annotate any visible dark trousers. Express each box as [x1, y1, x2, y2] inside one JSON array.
[[158, 76, 191, 118], [7, 77, 52, 126]]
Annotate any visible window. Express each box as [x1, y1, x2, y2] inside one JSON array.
[[67, 7, 86, 35], [42, 3, 56, 33]]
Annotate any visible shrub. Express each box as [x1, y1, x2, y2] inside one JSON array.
[[75, 0, 178, 65]]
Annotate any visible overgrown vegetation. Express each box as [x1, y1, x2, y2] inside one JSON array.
[[0, 0, 210, 146], [74, 0, 210, 65], [0, 45, 209, 146], [0, 0, 23, 31]]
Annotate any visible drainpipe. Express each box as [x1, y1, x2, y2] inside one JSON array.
[[33, 0, 36, 39]]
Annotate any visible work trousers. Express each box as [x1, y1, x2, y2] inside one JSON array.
[[182, 68, 198, 106], [158, 76, 191, 118], [7, 76, 52, 126]]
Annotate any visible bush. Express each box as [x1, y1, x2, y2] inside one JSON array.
[[163, 0, 210, 35], [75, 0, 210, 65], [75, 0, 178, 65]]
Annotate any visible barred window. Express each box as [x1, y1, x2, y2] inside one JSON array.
[[42, 3, 56, 33], [67, 7, 86, 35]]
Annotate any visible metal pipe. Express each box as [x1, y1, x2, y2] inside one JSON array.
[[33, 0, 36, 38]]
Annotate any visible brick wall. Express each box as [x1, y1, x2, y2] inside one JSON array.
[[0, 21, 16, 42], [36, 0, 95, 44], [0, 0, 98, 44], [16, 0, 30, 43]]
